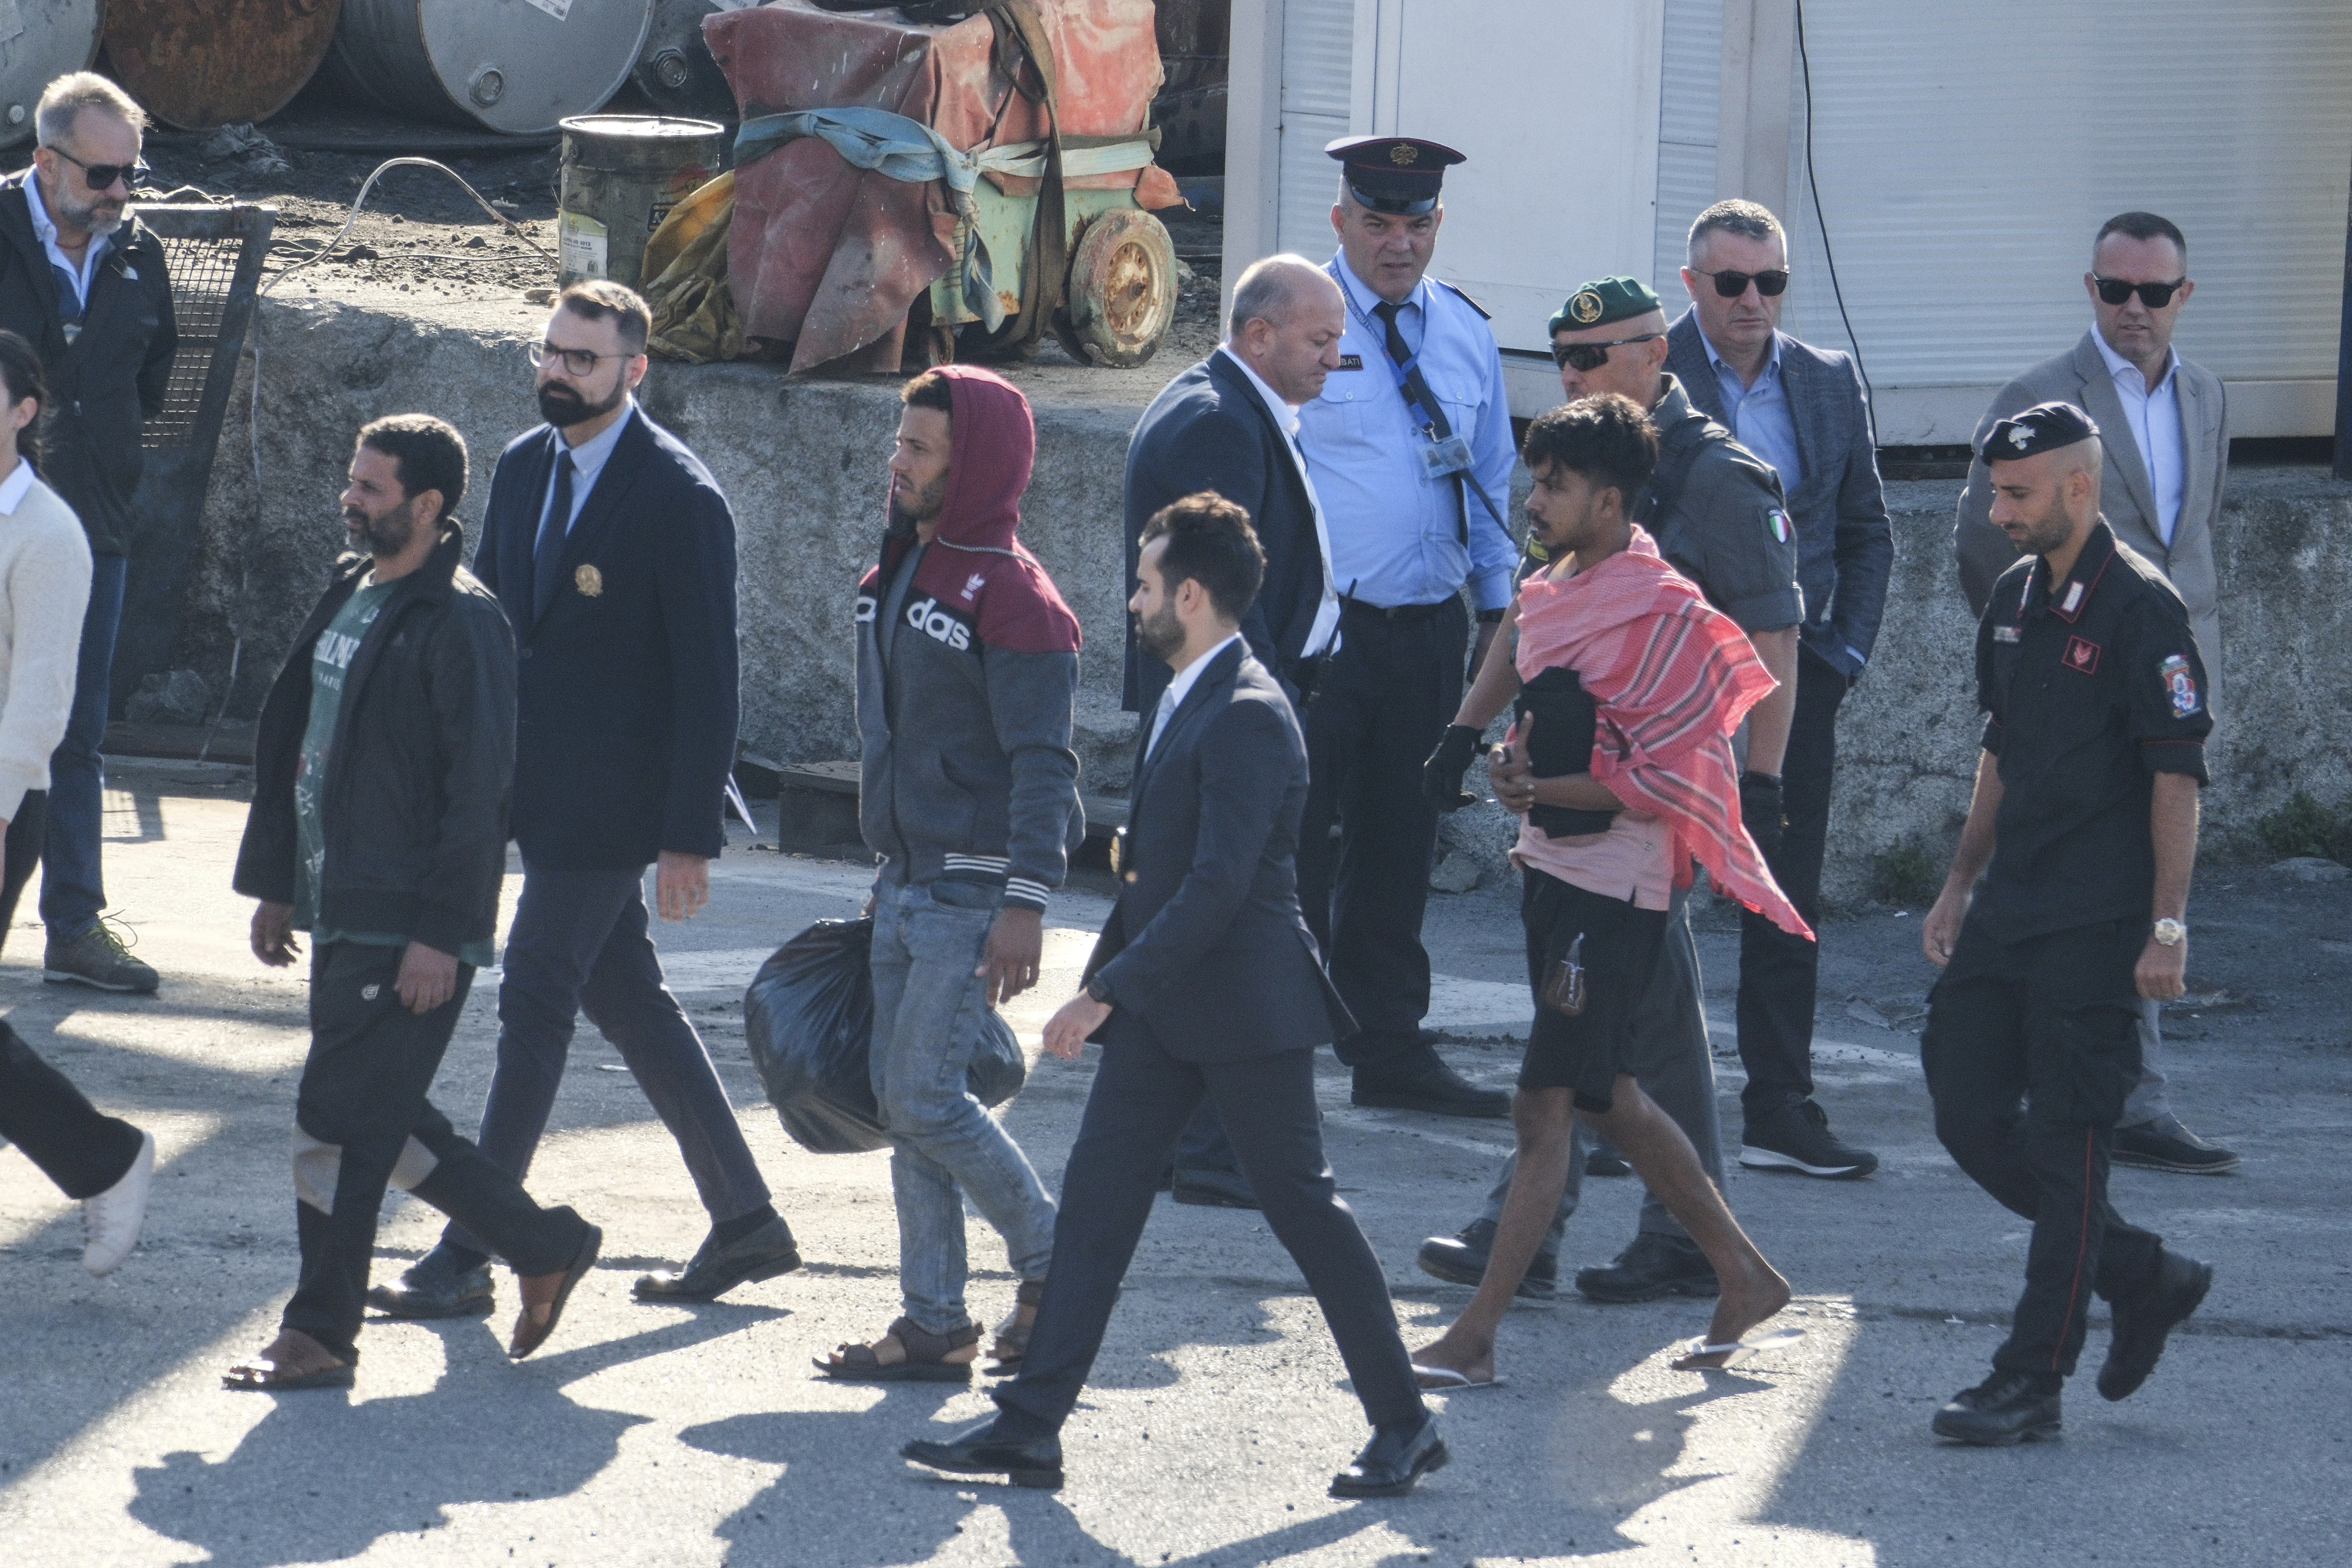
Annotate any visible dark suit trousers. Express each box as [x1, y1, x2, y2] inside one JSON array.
[[0, 795, 145, 1199], [291, 942, 590, 1363], [1736, 647, 1846, 1115], [992, 1020, 1426, 1439], [1921, 913, 2164, 1377], [444, 861, 768, 1255], [1294, 597, 1468, 1058]]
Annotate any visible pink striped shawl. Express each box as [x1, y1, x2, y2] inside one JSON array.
[[1512, 527, 1812, 939]]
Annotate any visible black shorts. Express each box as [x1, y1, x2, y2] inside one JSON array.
[[1519, 869, 1670, 1112]]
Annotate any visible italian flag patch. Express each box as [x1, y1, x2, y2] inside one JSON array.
[[1768, 508, 1791, 544]]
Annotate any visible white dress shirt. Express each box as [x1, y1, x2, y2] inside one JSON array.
[[22, 172, 110, 309], [0, 453, 34, 514], [1217, 346, 1340, 657], [1147, 631, 1242, 756], [538, 398, 636, 546], [2092, 325, 2184, 547]]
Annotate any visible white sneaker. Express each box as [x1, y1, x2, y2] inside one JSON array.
[[83, 1130, 155, 1277]]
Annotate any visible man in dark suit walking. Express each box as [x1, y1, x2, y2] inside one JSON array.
[[1664, 200, 1892, 1181], [1120, 253, 1345, 1209], [903, 493, 1445, 1500], [371, 282, 798, 1320]]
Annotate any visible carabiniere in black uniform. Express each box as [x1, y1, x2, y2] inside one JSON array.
[[1921, 401, 2215, 1444]]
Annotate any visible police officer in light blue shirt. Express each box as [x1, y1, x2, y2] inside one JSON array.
[[1293, 135, 1518, 1119]]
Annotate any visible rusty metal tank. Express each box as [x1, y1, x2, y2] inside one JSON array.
[[103, 0, 345, 132], [556, 114, 725, 288], [320, 0, 655, 136], [631, 0, 748, 120], [0, 0, 104, 148]]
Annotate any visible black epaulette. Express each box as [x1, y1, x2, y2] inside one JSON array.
[[1433, 278, 1490, 320]]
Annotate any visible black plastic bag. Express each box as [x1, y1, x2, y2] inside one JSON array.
[[744, 917, 1028, 1155]]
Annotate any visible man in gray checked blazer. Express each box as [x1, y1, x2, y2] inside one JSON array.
[[1952, 209, 2238, 1177]]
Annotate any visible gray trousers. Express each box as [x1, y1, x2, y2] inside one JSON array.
[[1478, 884, 1722, 1248], [2124, 996, 2170, 1129]]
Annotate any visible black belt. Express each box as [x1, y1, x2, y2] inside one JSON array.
[[1341, 597, 1452, 624]]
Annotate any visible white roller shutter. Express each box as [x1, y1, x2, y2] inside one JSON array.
[[1275, 0, 1356, 257], [1653, 0, 1722, 302], [1778, 0, 2352, 441]]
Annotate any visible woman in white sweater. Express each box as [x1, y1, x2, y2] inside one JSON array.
[[0, 328, 152, 1274]]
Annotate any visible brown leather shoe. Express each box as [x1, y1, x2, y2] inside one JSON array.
[[510, 1225, 601, 1359]]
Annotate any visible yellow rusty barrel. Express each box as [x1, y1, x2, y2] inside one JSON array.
[[103, 0, 344, 131], [556, 113, 725, 289]]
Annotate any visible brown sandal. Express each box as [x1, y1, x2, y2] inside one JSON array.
[[984, 1278, 1048, 1377], [815, 1316, 979, 1383]]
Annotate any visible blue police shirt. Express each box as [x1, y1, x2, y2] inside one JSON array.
[[1298, 254, 1517, 611], [1699, 326, 1803, 498]]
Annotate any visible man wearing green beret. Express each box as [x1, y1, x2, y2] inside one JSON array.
[[1416, 275, 1805, 1313]]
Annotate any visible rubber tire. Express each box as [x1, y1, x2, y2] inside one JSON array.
[[1056, 209, 1178, 369]]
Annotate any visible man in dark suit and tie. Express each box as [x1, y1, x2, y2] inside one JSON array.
[[1120, 254, 1346, 1209], [370, 282, 799, 1319], [903, 493, 1445, 1499]]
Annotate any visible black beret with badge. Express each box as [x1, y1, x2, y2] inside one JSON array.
[[1981, 400, 2101, 463], [1326, 134, 1465, 215], [1548, 275, 1662, 335]]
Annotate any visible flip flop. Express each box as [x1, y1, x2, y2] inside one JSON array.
[[1412, 1362, 1509, 1390], [222, 1359, 355, 1392], [1670, 1326, 1806, 1370], [509, 1224, 603, 1359]]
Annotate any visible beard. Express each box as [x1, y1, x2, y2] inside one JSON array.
[[886, 470, 947, 537], [537, 377, 624, 431], [2011, 504, 2075, 558], [345, 501, 415, 558], [58, 185, 125, 238], [1135, 601, 1185, 663]]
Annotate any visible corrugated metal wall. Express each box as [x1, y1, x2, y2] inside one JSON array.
[[1275, 0, 1355, 257], [1778, 0, 2352, 440], [1653, 0, 1722, 302]]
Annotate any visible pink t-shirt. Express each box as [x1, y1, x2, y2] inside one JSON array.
[[1510, 808, 1675, 911]]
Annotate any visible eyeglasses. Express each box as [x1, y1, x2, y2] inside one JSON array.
[[527, 341, 629, 377], [2092, 276, 2185, 309], [44, 145, 151, 192], [1691, 266, 1789, 299], [1552, 333, 1662, 372]]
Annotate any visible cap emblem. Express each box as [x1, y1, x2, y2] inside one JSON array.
[[1568, 289, 1604, 325], [2009, 425, 2032, 450], [1389, 141, 1419, 165]]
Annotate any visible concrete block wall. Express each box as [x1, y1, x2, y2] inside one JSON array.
[[176, 289, 2352, 904]]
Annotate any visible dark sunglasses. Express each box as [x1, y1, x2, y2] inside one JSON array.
[[1692, 266, 1789, 299], [1552, 333, 1662, 372], [2093, 276, 2185, 309], [46, 145, 150, 192]]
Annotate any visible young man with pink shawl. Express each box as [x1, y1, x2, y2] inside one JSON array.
[[1412, 395, 1804, 1387]]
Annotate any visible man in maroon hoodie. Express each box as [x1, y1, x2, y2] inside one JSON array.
[[819, 367, 1083, 1383]]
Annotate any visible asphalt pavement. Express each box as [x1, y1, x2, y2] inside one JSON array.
[[0, 761, 2345, 1567]]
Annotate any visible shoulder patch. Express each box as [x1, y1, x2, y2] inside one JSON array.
[[2160, 653, 2200, 716], [1433, 278, 1490, 319]]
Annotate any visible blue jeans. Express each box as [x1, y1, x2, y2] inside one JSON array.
[[442, 861, 771, 1256], [868, 876, 1056, 1337], [41, 552, 126, 941]]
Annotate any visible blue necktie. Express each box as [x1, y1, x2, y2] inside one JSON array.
[[533, 449, 576, 621]]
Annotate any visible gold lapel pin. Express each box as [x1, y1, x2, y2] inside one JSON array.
[[575, 563, 603, 598]]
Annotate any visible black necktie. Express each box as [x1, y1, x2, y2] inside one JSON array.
[[1371, 299, 1467, 544], [533, 448, 576, 621]]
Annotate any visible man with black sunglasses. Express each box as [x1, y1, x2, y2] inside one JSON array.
[[1952, 211, 2237, 1178], [0, 73, 176, 998], [1665, 200, 1893, 1188]]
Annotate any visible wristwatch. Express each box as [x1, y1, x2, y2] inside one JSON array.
[[2151, 918, 2187, 946], [1475, 607, 1506, 624], [1084, 973, 1115, 1006]]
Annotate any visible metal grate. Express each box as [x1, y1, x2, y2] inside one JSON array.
[[141, 230, 252, 448]]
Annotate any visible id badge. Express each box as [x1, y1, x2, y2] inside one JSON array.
[[1540, 933, 1587, 1017], [1420, 431, 1474, 478]]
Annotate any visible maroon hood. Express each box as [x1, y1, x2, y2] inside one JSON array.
[[862, 366, 1081, 655]]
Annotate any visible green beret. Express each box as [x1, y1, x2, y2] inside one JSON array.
[[1549, 276, 1662, 334]]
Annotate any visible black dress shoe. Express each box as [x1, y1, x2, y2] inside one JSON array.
[[2112, 1116, 2240, 1174], [633, 1217, 802, 1302], [2098, 1248, 2214, 1401], [367, 1244, 494, 1319], [1932, 1371, 2063, 1445], [1574, 1231, 1719, 1303], [1171, 1167, 1260, 1209], [1416, 1220, 1556, 1300], [1330, 1416, 1448, 1498], [903, 1416, 1064, 1489], [1351, 1045, 1509, 1119]]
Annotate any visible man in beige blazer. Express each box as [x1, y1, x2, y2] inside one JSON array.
[[1952, 210, 2238, 1176]]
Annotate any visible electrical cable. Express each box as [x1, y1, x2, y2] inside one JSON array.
[[196, 159, 552, 763], [1793, 0, 1879, 449]]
